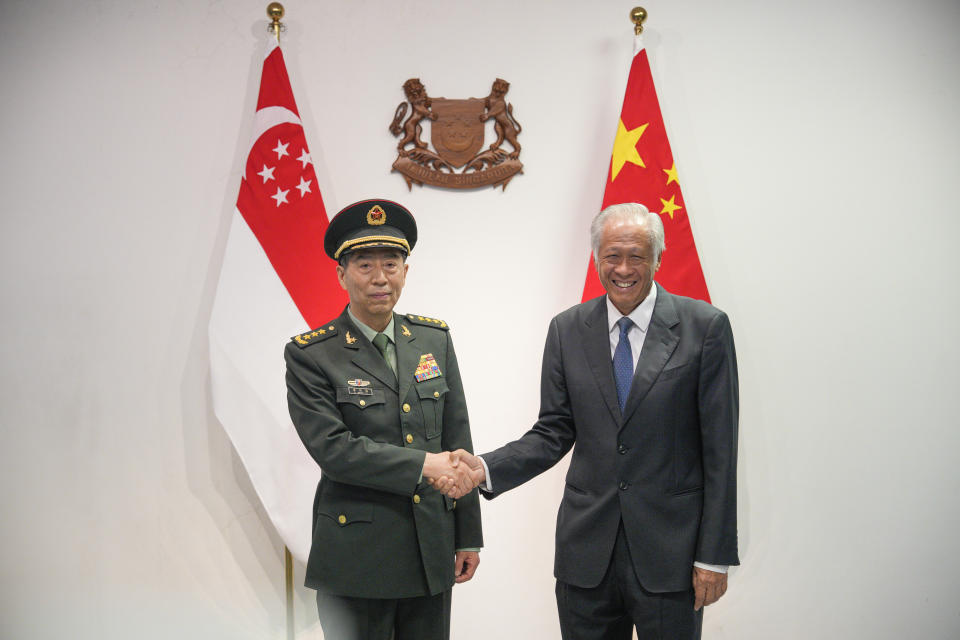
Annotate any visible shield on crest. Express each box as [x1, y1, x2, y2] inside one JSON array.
[[429, 98, 485, 168]]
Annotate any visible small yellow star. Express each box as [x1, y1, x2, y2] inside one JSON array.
[[610, 120, 648, 181], [663, 163, 679, 186], [660, 194, 683, 219]]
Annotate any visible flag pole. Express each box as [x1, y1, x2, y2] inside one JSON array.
[[284, 545, 295, 640], [267, 2, 286, 44], [630, 6, 648, 34], [268, 7, 293, 638]]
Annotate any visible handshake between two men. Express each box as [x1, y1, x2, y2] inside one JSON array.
[[422, 450, 485, 499]]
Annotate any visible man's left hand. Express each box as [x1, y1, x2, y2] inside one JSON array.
[[692, 567, 728, 610], [454, 551, 480, 584]]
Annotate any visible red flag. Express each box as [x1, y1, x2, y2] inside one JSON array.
[[237, 43, 347, 326], [209, 40, 347, 562], [582, 33, 710, 303]]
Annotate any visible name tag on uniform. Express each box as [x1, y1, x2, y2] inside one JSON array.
[[414, 354, 442, 382], [347, 387, 373, 396]]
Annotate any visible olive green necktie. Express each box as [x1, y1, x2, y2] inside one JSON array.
[[372, 332, 397, 378], [372, 332, 389, 359]]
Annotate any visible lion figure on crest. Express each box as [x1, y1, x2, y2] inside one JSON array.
[[389, 78, 436, 153], [480, 78, 521, 159]]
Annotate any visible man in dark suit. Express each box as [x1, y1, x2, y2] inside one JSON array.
[[450, 202, 738, 638], [285, 199, 482, 640]]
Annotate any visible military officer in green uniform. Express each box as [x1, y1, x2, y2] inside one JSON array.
[[284, 199, 483, 640]]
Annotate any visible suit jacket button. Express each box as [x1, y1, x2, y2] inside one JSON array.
[[338, 515, 346, 524], [406, 434, 414, 444], [618, 444, 627, 454], [618, 481, 628, 491], [402, 403, 411, 413], [413, 494, 421, 504]]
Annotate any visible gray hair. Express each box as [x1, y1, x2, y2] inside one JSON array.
[[590, 203, 665, 263]]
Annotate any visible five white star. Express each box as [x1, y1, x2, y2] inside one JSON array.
[[297, 149, 312, 169], [296, 177, 312, 197], [257, 164, 276, 183], [271, 186, 290, 207], [273, 139, 290, 159]]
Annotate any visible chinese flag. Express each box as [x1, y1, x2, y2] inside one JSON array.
[[582, 32, 710, 303]]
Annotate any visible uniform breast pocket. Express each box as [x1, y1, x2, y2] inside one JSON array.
[[415, 379, 448, 439], [335, 387, 386, 410]]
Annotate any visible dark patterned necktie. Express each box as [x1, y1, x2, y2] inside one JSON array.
[[613, 317, 634, 411]]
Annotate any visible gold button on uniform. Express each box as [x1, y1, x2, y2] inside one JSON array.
[[452, 500, 457, 509], [405, 434, 414, 444], [413, 494, 421, 504], [338, 515, 346, 524], [402, 403, 411, 413], [433, 391, 440, 398], [359, 400, 366, 406]]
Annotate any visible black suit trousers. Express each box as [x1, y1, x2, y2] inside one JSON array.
[[555, 522, 702, 640]]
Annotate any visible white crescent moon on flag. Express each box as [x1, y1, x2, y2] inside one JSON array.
[[245, 105, 302, 178]]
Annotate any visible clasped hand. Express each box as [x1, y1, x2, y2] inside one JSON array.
[[422, 450, 485, 499]]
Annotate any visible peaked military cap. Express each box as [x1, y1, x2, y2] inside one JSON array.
[[324, 199, 418, 261]]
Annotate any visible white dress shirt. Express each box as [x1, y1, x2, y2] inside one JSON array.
[[606, 284, 657, 367]]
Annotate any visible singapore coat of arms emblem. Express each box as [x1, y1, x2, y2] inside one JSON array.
[[389, 78, 523, 190]]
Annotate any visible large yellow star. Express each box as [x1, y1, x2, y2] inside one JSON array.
[[610, 120, 648, 181], [660, 194, 683, 219], [663, 163, 679, 186]]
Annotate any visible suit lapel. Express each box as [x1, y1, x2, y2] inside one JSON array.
[[580, 297, 622, 424], [395, 315, 418, 402], [621, 285, 679, 425], [341, 312, 398, 392]]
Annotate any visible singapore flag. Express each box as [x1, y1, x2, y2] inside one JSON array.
[[209, 39, 346, 562]]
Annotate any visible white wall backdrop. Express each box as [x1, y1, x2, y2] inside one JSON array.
[[2, 0, 959, 638]]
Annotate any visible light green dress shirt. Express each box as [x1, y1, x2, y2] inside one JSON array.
[[347, 307, 397, 377]]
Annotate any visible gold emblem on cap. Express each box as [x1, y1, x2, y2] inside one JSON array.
[[367, 205, 387, 226]]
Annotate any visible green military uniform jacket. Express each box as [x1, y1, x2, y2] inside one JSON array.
[[285, 308, 483, 599]]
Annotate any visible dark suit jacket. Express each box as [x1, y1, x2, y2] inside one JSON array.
[[481, 285, 738, 592], [285, 309, 483, 598]]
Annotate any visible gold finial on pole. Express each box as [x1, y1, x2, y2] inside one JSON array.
[[267, 2, 286, 43], [630, 7, 648, 35]]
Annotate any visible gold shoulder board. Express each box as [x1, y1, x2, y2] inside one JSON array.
[[291, 324, 339, 348], [405, 314, 449, 331]]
